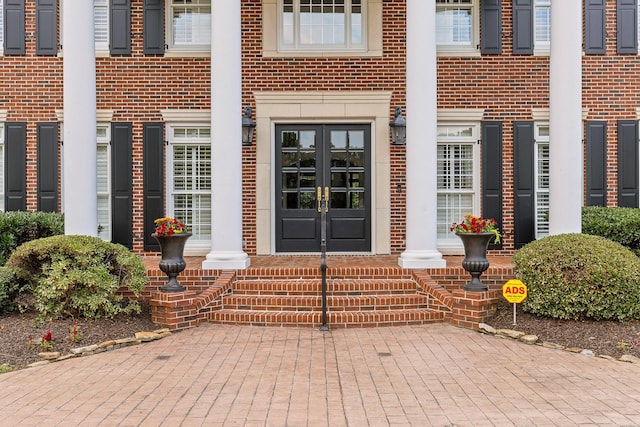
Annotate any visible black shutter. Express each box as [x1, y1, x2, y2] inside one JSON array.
[[585, 0, 606, 54], [5, 123, 26, 211], [617, 0, 638, 54], [481, 0, 502, 54], [110, 0, 131, 55], [111, 123, 133, 249], [512, 0, 533, 54], [586, 121, 607, 206], [482, 122, 503, 249], [36, 0, 57, 55], [143, 123, 164, 250], [4, 0, 25, 55], [513, 121, 535, 247], [143, 0, 165, 55], [37, 123, 58, 212], [617, 120, 639, 207]]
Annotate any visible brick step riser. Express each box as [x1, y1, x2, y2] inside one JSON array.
[[232, 281, 419, 294], [208, 309, 447, 328], [231, 290, 419, 296], [221, 295, 429, 311]]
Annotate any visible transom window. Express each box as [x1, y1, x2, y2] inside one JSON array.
[[96, 124, 111, 241], [168, 0, 211, 52], [436, 0, 478, 54], [280, 0, 365, 51], [436, 124, 480, 246], [168, 126, 212, 247], [534, 0, 551, 53], [535, 124, 550, 239]]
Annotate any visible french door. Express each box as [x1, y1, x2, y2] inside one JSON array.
[[275, 124, 371, 252]]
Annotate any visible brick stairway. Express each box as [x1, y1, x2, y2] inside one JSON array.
[[209, 276, 447, 328]]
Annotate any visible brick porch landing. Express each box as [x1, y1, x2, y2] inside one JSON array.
[[144, 255, 514, 331]]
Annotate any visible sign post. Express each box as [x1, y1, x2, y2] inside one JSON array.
[[502, 279, 527, 325]]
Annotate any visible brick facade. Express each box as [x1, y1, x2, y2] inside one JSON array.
[[1, 1, 636, 257]]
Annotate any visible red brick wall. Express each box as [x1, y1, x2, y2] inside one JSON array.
[[1, 1, 637, 256]]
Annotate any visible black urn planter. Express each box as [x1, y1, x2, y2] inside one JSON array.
[[153, 233, 192, 292], [456, 232, 495, 292]]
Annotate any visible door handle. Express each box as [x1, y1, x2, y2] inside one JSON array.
[[317, 187, 322, 212], [324, 187, 329, 212]]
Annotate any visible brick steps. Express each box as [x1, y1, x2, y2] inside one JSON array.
[[207, 277, 442, 328]]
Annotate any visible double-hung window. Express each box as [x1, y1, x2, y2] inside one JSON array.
[[436, 0, 478, 55], [534, 123, 549, 239], [279, 0, 366, 52], [167, 0, 211, 52], [436, 124, 480, 247], [534, 0, 551, 54], [168, 126, 212, 248], [94, 0, 109, 53], [0, 2, 3, 55], [96, 124, 111, 241]]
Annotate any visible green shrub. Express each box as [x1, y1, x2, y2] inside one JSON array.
[[582, 206, 640, 256], [0, 267, 18, 314], [6, 235, 147, 321], [0, 211, 64, 265], [513, 233, 640, 321]]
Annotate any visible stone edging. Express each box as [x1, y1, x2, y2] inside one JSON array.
[[28, 329, 172, 368], [479, 323, 640, 365]]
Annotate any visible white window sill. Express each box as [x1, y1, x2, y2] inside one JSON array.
[[164, 51, 211, 58], [436, 48, 481, 58], [264, 48, 381, 58]]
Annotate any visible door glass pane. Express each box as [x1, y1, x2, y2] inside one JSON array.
[[299, 131, 316, 149], [331, 171, 347, 187], [331, 191, 347, 208], [331, 151, 347, 167], [348, 151, 364, 167], [331, 131, 347, 149], [350, 191, 364, 209], [300, 152, 315, 168], [349, 172, 364, 188], [300, 172, 316, 188], [283, 192, 298, 209], [300, 191, 316, 209], [282, 131, 298, 148], [283, 172, 298, 189], [348, 130, 364, 149], [282, 152, 297, 168]]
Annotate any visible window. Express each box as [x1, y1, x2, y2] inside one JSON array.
[[534, 0, 550, 53], [96, 124, 111, 241], [279, 0, 365, 52], [94, 0, 109, 52], [436, 0, 478, 54], [534, 123, 549, 239], [436, 124, 480, 246], [168, 126, 212, 247], [167, 0, 211, 52], [0, 2, 3, 54]]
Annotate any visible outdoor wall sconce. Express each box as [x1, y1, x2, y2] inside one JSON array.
[[389, 106, 406, 145], [242, 105, 256, 146]]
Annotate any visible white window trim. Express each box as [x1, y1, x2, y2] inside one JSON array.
[[96, 123, 111, 241], [263, 0, 382, 58], [534, 122, 549, 239], [165, 0, 212, 54], [436, 0, 481, 57], [436, 121, 481, 253], [165, 123, 212, 252]]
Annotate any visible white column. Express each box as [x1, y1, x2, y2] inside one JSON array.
[[62, 1, 97, 236], [549, 0, 582, 235], [203, 0, 250, 269], [399, 0, 446, 269]]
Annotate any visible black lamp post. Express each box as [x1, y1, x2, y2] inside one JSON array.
[[389, 106, 406, 145], [242, 105, 256, 146]]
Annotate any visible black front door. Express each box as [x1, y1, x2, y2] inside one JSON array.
[[275, 124, 371, 252]]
